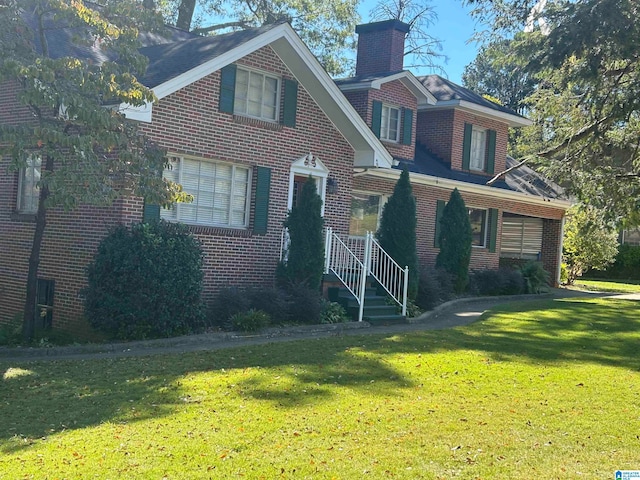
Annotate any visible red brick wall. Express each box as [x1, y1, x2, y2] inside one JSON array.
[[417, 108, 509, 175], [137, 46, 355, 304], [0, 46, 356, 330], [343, 80, 417, 160], [353, 173, 565, 278], [355, 25, 406, 76]]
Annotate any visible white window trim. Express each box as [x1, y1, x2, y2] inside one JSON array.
[[349, 190, 389, 238], [287, 153, 328, 216], [469, 126, 487, 172], [17, 155, 42, 214], [161, 154, 252, 229], [468, 207, 488, 248], [234, 66, 281, 123], [380, 104, 401, 143]]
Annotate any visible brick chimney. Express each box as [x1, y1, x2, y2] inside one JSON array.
[[355, 19, 409, 76]]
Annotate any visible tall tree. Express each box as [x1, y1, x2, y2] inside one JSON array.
[[436, 189, 472, 294], [462, 36, 536, 115], [369, 0, 445, 72], [156, 0, 359, 76], [467, 0, 640, 221], [376, 168, 419, 299], [0, 0, 189, 341]]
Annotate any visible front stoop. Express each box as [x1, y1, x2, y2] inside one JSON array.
[[324, 274, 406, 325]]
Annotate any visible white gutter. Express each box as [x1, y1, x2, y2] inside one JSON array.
[[355, 167, 573, 210], [419, 100, 532, 128]]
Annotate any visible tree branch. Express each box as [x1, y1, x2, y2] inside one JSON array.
[[192, 21, 252, 34], [486, 116, 611, 185]]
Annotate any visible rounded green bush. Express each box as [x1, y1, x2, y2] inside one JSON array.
[[84, 221, 205, 340]]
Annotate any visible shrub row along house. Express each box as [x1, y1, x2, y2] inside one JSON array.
[[0, 13, 570, 332]]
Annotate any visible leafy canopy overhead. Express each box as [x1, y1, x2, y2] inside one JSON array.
[[155, 0, 359, 76], [0, 0, 189, 210], [467, 0, 640, 220]]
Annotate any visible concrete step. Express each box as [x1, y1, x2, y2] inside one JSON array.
[[364, 314, 407, 325]]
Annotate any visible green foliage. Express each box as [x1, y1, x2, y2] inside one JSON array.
[[0, 0, 190, 341], [376, 168, 419, 299], [436, 189, 472, 293], [281, 177, 325, 291], [208, 287, 251, 331], [231, 309, 271, 333], [158, 0, 359, 76], [468, 268, 525, 296], [468, 0, 640, 220], [462, 37, 536, 115], [415, 267, 455, 311], [245, 287, 291, 325], [319, 300, 350, 324], [563, 205, 619, 284], [85, 221, 205, 340], [520, 261, 550, 294], [286, 283, 322, 325], [586, 245, 640, 280]]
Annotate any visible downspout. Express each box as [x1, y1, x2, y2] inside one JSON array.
[[556, 216, 566, 286]]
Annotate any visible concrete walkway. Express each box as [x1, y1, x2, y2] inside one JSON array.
[[0, 288, 631, 363]]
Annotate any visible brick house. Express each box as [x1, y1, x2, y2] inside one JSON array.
[[0, 16, 569, 332], [337, 20, 570, 282]]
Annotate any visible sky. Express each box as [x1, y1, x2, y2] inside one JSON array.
[[357, 0, 481, 84]]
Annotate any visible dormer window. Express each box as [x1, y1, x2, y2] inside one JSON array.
[[371, 101, 413, 145], [380, 105, 400, 142], [469, 126, 487, 171], [462, 123, 496, 174]]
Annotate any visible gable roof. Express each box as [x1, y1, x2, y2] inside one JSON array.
[[23, 7, 393, 169], [335, 71, 437, 107], [418, 75, 531, 127], [130, 22, 393, 168]]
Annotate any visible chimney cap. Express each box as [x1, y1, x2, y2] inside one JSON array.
[[355, 19, 410, 35]]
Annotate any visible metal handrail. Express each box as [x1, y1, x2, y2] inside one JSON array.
[[366, 233, 408, 316]]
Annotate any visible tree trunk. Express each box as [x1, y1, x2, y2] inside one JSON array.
[[22, 154, 52, 342], [176, 0, 196, 31]]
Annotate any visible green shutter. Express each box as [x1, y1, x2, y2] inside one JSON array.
[[486, 129, 496, 174], [434, 199, 446, 248], [371, 100, 382, 138], [143, 202, 160, 223], [402, 108, 413, 145], [254, 166, 271, 235], [488, 208, 499, 253], [219, 64, 237, 113], [283, 79, 298, 127], [462, 123, 472, 170]]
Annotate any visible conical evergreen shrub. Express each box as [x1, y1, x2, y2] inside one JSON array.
[[436, 188, 472, 293], [281, 177, 325, 291], [376, 168, 419, 299]]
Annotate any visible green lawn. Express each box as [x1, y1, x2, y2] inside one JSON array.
[[2, 297, 640, 478], [573, 278, 640, 294]]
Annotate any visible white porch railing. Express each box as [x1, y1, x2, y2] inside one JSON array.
[[366, 233, 408, 317], [324, 227, 368, 322], [323, 228, 408, 321], [281, 227, 409, 321]]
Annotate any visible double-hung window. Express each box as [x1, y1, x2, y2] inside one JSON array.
[[469, 127, 487, 171], [469, 208, 488, 247], [234, 68, 279, 122], [18, 155, 42, 214], [380, 105, 400, 143], [161, 155, 251, 228]]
